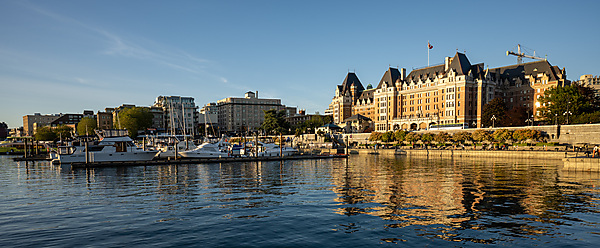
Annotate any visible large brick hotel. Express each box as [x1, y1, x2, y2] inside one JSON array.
[[326, 52, 568, 132]]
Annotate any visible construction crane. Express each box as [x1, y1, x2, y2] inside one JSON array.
[[506, 44, 546, 64]]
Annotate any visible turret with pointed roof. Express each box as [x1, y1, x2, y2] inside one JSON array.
[[376, 67, 402, 89]]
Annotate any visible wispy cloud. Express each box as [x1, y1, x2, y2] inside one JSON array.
[[20, 1, 228, 83]]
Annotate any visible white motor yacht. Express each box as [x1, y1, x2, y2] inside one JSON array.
[[256, 142, 298, 157], [155, 140, 196, 159], [53, 136, 158, 164], [178, 142, 230, 158]]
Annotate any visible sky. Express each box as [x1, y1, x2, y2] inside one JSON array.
[[1, 0, 599, 128]]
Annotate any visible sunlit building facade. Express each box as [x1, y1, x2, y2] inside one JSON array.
[[327, 52, 568, 131]]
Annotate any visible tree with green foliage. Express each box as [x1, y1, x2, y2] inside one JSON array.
[[294, 115, 332, 134], [260, 109, 291, 135], [369, 132, 382, 141], [537, 84, 599, 124], [117, 107, 153, 138], [381, 131, 394, 143], [481, 98, 507, 128], [77, 117, 97, 136], [405, 132, 421, 144], [452, 131, 472, 144], [433, 132, 451, 144], [493, 129, 513, 143], [572, 111, 600, 124], [472, 129, 492, 143], [394, 130, 407, 143], [54, 125, 74, 140], [35, 126, 57, 141], [512, 129, 542, 142], [421, 133, 434, 143]]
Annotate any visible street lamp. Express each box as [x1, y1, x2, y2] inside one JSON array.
[[491, 115, 497, 128], [555, 113, 558, 125], [564, 101, 571, 125], [525, 115, 533, 126], [563, 111, 572, 125]]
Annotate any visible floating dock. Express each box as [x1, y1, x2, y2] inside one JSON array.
[[563, 156, 600, 172], [52, 154, 349, 168]]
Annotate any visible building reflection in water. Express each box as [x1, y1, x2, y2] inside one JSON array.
[[330, 154, 600, 243], [9, 155, 600, 244]]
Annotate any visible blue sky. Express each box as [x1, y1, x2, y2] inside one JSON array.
[[1, 0, 599, 128]]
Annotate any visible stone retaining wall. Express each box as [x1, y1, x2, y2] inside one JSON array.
[[303, 147, 575, 160], [340, 123, 600, 146]]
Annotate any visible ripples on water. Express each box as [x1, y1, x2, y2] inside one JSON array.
[[1, 154, 600, 247]]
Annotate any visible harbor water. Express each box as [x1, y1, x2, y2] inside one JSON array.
[[1, 154, 600, 247]]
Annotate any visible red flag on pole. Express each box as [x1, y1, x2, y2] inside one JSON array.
[[428, 42, 433, 49]]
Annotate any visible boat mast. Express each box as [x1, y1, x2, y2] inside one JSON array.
[[181, 96, 188, 149]]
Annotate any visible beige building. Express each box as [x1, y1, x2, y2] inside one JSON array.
[[217, 91, 296, 134], [327, 52, 568, 132], [22, 113, 60, 136], [578, 74, 600, 98], [327, 72, 364, 124]]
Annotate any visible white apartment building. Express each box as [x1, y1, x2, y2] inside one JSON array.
[[153, 96, 198, 136]]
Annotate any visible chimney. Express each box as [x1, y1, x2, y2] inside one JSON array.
[[256, 91, 259, 98], [299, 109, 306, 115], [400, 68, 406, 80], [444, 57, 450, 71]]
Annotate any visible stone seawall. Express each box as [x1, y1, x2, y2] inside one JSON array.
[[352, 148, 572, 160], [340, 123, 600, 146], [299, 147, 600, 171], [303, 147, 574, 161]]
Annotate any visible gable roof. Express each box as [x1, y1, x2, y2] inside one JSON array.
[[490, 60, 562, 85], [320, 123, 342, 129], [356, 88, 375, 102], [343, 114, 372, 122], [405, 64, 445, 83]]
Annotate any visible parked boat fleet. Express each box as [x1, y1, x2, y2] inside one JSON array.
[[50, 134, 299, 164]]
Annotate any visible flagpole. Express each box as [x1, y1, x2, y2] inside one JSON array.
[[427, 40, 430, 66]]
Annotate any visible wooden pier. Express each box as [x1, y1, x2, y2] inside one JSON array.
[[54, 154, 349, 168]]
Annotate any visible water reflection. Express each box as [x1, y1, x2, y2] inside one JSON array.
[[331, 155, 600, 244], [3, 155, 600, 246]]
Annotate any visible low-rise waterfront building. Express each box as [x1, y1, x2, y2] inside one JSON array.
[[22, 113, 60, 136], [342, 114, 372, 133], [50, 113, 84, 132], [285, 109, 327, 128], [97, 111, 114, 130], [216, 91, 296, 134]]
